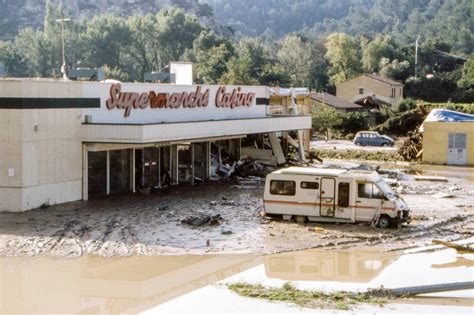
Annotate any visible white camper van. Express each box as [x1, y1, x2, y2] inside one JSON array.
[[263, 167, 411, 228]]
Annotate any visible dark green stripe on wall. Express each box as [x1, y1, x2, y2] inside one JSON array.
[[256, 97, 269, 105], [0, 98, 101, 109]]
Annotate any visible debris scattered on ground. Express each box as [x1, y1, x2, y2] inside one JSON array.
[[181, 214, 222, 227], [221, 230, 233, 235], [398, 131, 423, 161], [158, 201, 169, 211], [433, 192, 455, 199], [227, 282, 389, 311], [0, 162, 472, 258], [308, 227, 326, 233], [414, 175, 449, 182], [432, 239, 474, 253]]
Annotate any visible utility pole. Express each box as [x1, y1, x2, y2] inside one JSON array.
[[56, 18, 71, 80], [415, 35, 420, 80]]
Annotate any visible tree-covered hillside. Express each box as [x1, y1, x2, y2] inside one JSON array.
[[0, 0, 473, 103]]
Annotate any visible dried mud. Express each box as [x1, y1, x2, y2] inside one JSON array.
[[0, 172, 472, 258]]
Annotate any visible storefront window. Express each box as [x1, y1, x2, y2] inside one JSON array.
[[88, 151, 107, 196], [178, 145, 193, 183], [110, 149, 130, 194]]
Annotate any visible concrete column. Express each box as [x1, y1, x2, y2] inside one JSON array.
[[141, 148, 145, 187], [191, 144, 195, 186], [206, 141, 211, 180], [171, 145, 178, 185], [157, 146, 161, 188], [131, 148, 136, 193], [106, 150, 110, 195]]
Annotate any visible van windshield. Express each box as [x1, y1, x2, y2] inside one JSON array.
[[376, 180, 396, 201]]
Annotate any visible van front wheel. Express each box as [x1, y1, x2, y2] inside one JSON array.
[[377, 215, 392, 228]]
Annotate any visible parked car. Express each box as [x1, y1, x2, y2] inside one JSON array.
[[353, 131, 394, 147]]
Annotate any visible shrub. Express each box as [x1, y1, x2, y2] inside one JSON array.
[[397, 98, 416, 112], [337, 111, 369, 135]]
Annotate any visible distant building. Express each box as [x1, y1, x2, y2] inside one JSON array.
[[336, 74, 404, 109], [310, 92, 363, 113], [421, 109, 474, 166]]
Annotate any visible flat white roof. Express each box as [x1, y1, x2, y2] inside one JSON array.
[[276, 167, 348, 176], [273, 167, 381, 181]]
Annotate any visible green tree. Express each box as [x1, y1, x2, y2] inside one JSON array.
[[43, 0, 56, 36], [125, 14, 162, 80], [277, 34, 313, 87], [184, 30, 234, 84], [312, 107, 343, 139], [0, 41, 29, 76], [155, 8, 203, 62], [221, 38, 266, 85], [80, 15, 131, 69], [325, 33, 362, 85], [458, 54, 474, 89], [361, 35, 397, 73], [338, 111, 369, 135], [379, 58, 410, 81], [13, 28, 50, 76]]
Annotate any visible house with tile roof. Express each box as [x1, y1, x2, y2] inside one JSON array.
[[311, 92, 363, 113], [336, 74, 404, 109]]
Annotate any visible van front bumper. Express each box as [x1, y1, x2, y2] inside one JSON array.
[[396, 210, 411, 224]]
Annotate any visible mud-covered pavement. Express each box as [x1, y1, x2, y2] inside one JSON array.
[[0, 166, 472, 258]]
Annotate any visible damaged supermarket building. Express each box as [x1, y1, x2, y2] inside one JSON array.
[[0, 78, 311, 212]]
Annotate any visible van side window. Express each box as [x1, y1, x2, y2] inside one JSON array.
[[301, 181, 319, 189], [338, 182, 350, 207], [358, 183, 384, 199], [270, 180, 296, 196]]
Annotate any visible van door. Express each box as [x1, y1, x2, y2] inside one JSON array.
[[336, 182, 351, 219], [320, 178, 336, 217], [355, 182, 384, 221]]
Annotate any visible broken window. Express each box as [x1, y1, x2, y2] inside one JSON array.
[[301, 181, 319, 189], [338, 182, 350, 207], [270, 180, 296, 196], [359, 88, 364, 94]]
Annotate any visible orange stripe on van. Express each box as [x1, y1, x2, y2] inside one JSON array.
[[263, 199, 395, 211]]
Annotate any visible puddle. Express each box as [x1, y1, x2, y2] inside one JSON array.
[[1, 247, 472, 314], [0, 254, 259, 314], [150, 248, 474, 313]]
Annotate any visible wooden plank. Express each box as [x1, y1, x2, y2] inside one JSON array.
[[413, 175, 448, 182], [268, 132, 286, 165]]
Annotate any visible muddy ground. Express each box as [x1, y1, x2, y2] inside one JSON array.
[[0, 165, 472, 258]]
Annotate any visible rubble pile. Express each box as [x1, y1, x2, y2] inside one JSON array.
[[398, 131, 423, 161], [181, 213, 222, 227]]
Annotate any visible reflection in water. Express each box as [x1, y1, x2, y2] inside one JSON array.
[[0, 255, 258, 314], [432, 256, 474, 269], [264, 249, 398, 282], [1, 248, 471, 314]]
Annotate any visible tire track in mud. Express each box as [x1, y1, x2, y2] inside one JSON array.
[[321, 213, 474, 252]]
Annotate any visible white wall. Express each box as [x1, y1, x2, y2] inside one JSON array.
[[170, 62, 193, 85]]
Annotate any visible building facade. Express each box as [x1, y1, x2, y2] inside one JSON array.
[[0, 79, 311, 212], [422, 121, 474, 166], [336, 74, 404, 109]]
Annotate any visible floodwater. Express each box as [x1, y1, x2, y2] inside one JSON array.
[[1, 247, 472, 314]]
